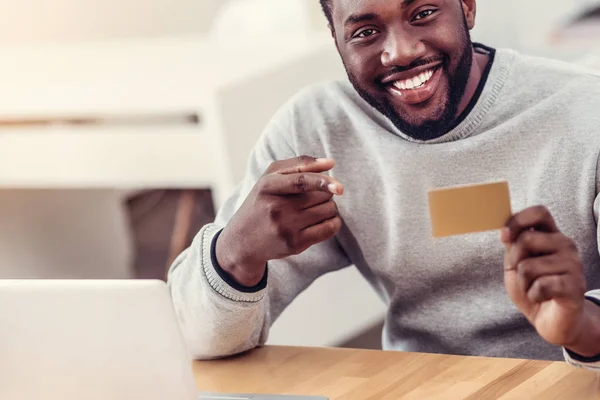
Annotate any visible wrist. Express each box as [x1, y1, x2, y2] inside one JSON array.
[[215, 228, 267, 288], [564, 299, 600, 358]]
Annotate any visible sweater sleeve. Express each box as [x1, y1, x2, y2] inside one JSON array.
[[563, 290, 600, 370], [166, 109, 352, 360], [563, 160, 600, 369]]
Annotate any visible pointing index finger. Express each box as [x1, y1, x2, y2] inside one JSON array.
[[260, 172, 344, 196], [276, 157, 335, 175]]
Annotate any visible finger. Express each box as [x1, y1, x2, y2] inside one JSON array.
[[266, 156, 335, 175], [288, 191, 334, 210], [514, 255, 571, 293], [295, 216, 343, 252], [505, 205, 559, 243], [505, 231, 565, 270], [297, 200, 338, 230], [527, 274, 571, 303], [259, 173, 343, 195]]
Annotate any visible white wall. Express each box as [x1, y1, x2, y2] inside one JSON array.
[[0, 0, 587, 49], [472, 0, 590, 52], [0, 0, 221, 43]]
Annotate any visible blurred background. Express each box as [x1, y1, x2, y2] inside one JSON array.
[[0, 0, 598, 350]]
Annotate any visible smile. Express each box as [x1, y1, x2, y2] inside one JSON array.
[[385, 65, 443, 105], [391, 67, 437, 90]]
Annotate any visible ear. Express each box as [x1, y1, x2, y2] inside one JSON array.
[[461, 0, 477, 30]]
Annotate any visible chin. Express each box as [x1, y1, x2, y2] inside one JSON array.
[[394, 105, 448, 127]]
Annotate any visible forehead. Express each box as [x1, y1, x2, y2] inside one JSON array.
[[331, 0, 451, 24], [332, 0, 410, 17]]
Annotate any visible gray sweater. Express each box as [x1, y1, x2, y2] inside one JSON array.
[[168, 47, 600, 365]]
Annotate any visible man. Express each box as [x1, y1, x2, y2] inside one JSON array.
[[168, 0, 600, 368]]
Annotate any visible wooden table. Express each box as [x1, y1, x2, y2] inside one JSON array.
[[194, 346, 600, 400]]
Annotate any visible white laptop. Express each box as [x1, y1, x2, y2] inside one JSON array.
[[0, 280, 326, 400]]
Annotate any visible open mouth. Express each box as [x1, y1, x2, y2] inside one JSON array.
[[390, 66, 440, 90], [385, 65, 443, 105]]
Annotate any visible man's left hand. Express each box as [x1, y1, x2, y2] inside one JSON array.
[[501, 205, 600, 355]]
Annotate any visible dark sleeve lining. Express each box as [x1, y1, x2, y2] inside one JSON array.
[[210, 229, 268, 293], [565, 296, 600, 363]]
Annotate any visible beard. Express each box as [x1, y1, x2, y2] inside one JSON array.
[[346, 26, 474, 141]]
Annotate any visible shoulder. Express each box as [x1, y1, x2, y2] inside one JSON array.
[[264, 79, 384, 148], [278, 79, 366, 119], [494, 49, 600, 130], [505, 49, 600, 98]]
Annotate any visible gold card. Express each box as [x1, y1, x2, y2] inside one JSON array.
[[428, 181, 512, 238]]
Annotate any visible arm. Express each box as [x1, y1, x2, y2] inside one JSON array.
[[563, 163, 600, 368], [167, 119, 352, 360]]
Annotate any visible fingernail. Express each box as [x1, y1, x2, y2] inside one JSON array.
[[500, 227, 510, 241], [328, 183, 339, 194], [316, 158, 333, 163]]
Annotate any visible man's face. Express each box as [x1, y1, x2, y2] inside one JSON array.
[[331, 0, 475, 140]]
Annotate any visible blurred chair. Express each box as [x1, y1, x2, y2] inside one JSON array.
[[549, 2, 600, 67]]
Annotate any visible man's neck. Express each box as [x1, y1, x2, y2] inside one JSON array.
[[455, 49, 490, 118]]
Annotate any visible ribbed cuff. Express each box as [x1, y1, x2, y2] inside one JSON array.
[[201, 224, 267, 303], [563, 293, 600, 367], [210, 229, 268, 293]]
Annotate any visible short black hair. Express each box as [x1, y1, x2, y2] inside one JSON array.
[[319, 0, 333, 26]]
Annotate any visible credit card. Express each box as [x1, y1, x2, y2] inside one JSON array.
[[428, 181, 512, 237]]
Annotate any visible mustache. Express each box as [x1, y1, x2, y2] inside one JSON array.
[[377, 56, 447, 83]]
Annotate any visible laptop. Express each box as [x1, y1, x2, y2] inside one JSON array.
[[0, 280, 326, 400]]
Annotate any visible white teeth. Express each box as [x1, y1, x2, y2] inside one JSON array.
[[392, 68, 436, 91]]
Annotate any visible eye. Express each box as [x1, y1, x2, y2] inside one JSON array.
[[353, 28, 379, 39], [412, 9, 437, 22]]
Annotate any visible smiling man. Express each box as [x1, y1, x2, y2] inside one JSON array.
[[168, 0, 600, 367]]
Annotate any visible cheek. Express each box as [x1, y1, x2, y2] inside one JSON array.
[[422, 31, 460, 55], [418, 17, 469, 57], [345, 51, 382, 84]]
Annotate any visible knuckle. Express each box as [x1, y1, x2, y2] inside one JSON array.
[[294, 174, 309, 192], [324, 201, 337, 216], [534, 205, 550, 219], [265, 160, 281, 174], [538, 281, 551, 299], [332, 201, 339, 214], [328, 216, 343, 235], [256, 177, 270, 194], [296, 155, 314, 165], [520, 230, 535, 247], [266, 202, 282, 222], [517, 259, 534, 280]]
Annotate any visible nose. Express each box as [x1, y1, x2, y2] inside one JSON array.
[[381, 32, 427, 68]]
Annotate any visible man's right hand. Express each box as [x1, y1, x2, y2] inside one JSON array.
[[215, 156, 344, 287]]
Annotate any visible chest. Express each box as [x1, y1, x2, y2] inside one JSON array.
[[327, 127, 599, 293]]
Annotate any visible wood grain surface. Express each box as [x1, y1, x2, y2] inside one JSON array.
[[194, 345, 600, 399]]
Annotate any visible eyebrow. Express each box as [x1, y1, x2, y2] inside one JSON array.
[[344, 12, 377, 27], [343, 0, 419, 27]]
